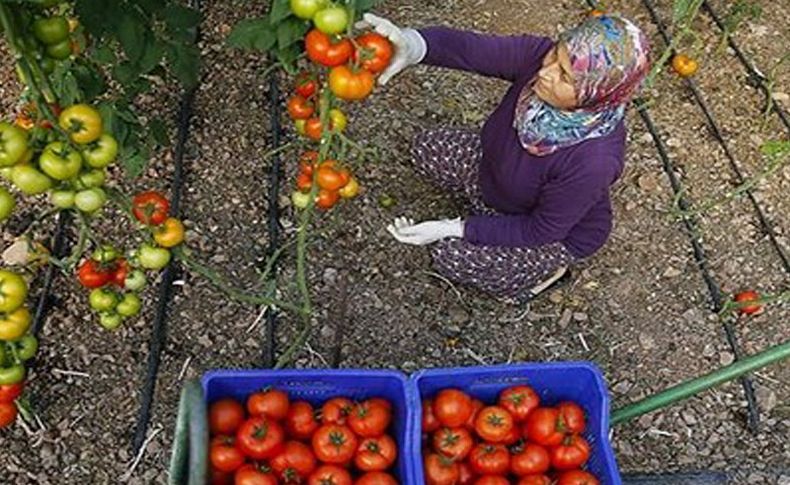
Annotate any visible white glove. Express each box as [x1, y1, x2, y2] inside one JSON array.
[[387, 217, 464, 246], [355, 13, 427, 85]]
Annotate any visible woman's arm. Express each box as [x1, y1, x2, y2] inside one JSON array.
[[420, 27, 553, 82]]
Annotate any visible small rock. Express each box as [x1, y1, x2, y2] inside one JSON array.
[[637, 173, 659, 192], [755, 386, 778, 414], [681, 410, 697, 425], [617, 440, 634, 456], [402, 361, 418, 373], [445, 325, 462, 337], [639, 132, 653, 144], [772, 92, 789, 104], [777, 475, 790, 485], [612, 381, 632, 394], [572, 312, 588, 322], [548, 291, 564, 304], [720, 352, 735, 366], [447, 305, 470, 325], [322, 267, 338, 285], [702, 344, 716, 358], [666, 137, 681, 148], [558, 308, 573, 329], [638, 331, 656, 350], [624, 200, 637, 211], [662, 267, 682, 278], [637, 414, 653, 428]]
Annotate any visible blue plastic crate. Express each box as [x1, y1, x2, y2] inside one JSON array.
[[202, 369, 413, 482], [410, 363, 620, 485]]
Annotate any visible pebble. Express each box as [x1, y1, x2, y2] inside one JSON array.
[[572, 312, 588, 322], [778, 475, 790, 485], [612, 381, 632, 394], [548, 291, 564, 304], [447, 305, 470, 325], [638, 331, 656, 350], [558, 308, 573, 329], [755, 386, 778, 413], [662, 266, 682, 278], [637, 173, 659, 192], [322, 267, 338, 285], [638, 414, 653, 428], [445, 325, 462, 337], [702, 344, 716, 358], [681, 410, 698, 425], [720, 351, 735, 366], [772, 92, 789, 103]]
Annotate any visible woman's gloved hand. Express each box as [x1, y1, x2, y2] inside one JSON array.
[[355, 13, 427, 85], [387, 217, 464, 245]]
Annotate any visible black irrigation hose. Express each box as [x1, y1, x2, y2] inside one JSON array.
[[31, 211, 70, 337], [641, 0, 790, 276], [131, 1, 201, 454], [263, 67, 282, 369], [702, 0, 790, 133]]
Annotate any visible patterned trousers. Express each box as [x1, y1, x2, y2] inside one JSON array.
[[413, 128, 576, 300]]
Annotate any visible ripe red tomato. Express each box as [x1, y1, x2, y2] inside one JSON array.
[[286, 401, 319, 440], [132, 190, 169, 226], [433, 389, 473, 428], [356, 472, 398, 485], [311, 424, 358, 464], [209, 399, 245, 435], [209, 436, 245, 473], [457, 462, 476, 485], [550, 434, 591, 470], [734, 290, 762, 315], [557, 470, 600, 485], [305, 117, 323, 141], [316, 164, 348, 192], [322, 397, 353, 425], [328, 65, 374, 101], [348, 400, 392, 438], [474, 476, 509, 485], [297, 172, 313, 192], [499, 385, 540, 422], [468, 444, 510, 476], [287, 95, 315, 120], [209, 466, 233, 485], [111, 258, 129, 288], [0, 382, 24, 403], [474, 406, 514, 443], [295, 72, 318, 98], [424, 453, 460, 485], [315, 189, 340, 210], [465, 398, 485, 430], [556, 401, 586, 434], [422, 399, 440, 433], [0, 402, 17, 428], [501, 423, 522, 446], [308, 465, 352, 485], [271, 441, 317, 481], [234, 464, 278, 485], [524, 407, 565, 446], [236, 417, 285, 460], [305, 29, 353, 67], [367, 397, 393, 412], [511, 443, 550, 476], [353, 32, 393, 74], [247, 389, 290, 420], [432, 427, 473, 461], [517, 475, 552, 485], [77, 259, 112, 288], [354, 435, 397, 471]]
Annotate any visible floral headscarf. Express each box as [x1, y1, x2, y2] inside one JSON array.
[[513, 14, 651, 156]]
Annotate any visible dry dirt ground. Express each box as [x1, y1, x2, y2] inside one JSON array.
[[1, 0, 789, 483]]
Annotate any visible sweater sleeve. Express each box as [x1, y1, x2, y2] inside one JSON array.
[[463, 157, 616, 248], [418, 27, 553, 82]]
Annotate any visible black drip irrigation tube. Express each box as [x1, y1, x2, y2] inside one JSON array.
[[131, 1, 201, 454], [702, 1, 790, 133], [31, 211, 70, 337], [641, 0, 790, 275], [583, 0, 761, 432]]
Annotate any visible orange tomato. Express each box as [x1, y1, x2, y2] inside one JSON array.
[[671, 54, 698, 78], [287, 95, 315, 120], [328, 65, 374, 101], [305, 117, 324, 141], [315, 189, 340, 210], [338, 177, 359, 199]]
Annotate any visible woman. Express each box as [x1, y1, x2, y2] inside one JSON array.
[[364, 12, 651, 302]]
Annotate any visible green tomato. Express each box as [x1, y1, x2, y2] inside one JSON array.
[[91, 245, 118, 263], [89, 288, 118, 312], [78, 169, 106, 188], [98, 312, 122, 330], [74, 188, 106, 213], [116, 293, 141, 317], [11, 165, 52, 195], [33, 16, 69, 45], [0, 364, 25, 385], [290, 0, 328, 19], [124, 270, 146, 291], [82, 134, 118, 168], [40, 142, 83, 180], [0, 167, 13, 180], [0, 270, 27, 314], [45, 39, 71, 60], [39, 56, 56, 74], [291, 190, 311, 210], [313, 6, 349, 35], [15, 335, 39, 361], [0, 187, 15, 221], [50, 189, 75, 208], [0, 122, 29, 167], [137, 244, 171, 270]]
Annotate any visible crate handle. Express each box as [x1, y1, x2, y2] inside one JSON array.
[[169, 379, 208, 485]]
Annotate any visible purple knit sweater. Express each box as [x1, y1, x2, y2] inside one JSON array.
[[419, 27, 626, 258]]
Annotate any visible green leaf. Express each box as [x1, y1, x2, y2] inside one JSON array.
[[269, 0, 293, 25], [276, 17, 309, 50], [227, 18, 276, 52], [121, 148, 149, 179], [92, 45, 116, 65], [75, 0, 116, 37], [275, 45, 302, 75], [162, 4, 202, 32], [167, 43, 201, 88], [51, 62, 80, 106], [71, 63, 107, 101], [149, 118, 170, 147], [113, 62, 139, 86], [350, 0, 383, 13], [138, 39, 165, 75], [118, 12, 147, 64]]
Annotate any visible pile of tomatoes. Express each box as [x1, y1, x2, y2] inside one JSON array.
[[208, 388, 400, 484], [0, 268, 38, 429], [421, 386, 600, 485], [292, 150, 359, 211], [77, 190, 184, 330]]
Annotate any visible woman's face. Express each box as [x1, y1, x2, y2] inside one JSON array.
[[534, 43, 577, 109]]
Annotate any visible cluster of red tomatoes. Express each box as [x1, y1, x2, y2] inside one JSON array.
[[209, 388, 400, 485], [292, 151, 359, 211], [76, 190, 184, 329], [421, 386, 599, 485]]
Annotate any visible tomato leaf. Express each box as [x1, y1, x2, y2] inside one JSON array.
[[276, 45, 302, 75], [228, 18, 276, 51], [121, 148, 149, 180], [50, 63, 81, 106], [269, 0, 293, 25], [71, 63, 107, 101], [149, 118, 170, 147], [276, 17, 309, 50], [348, 0, 384, 14], [161, 4, 202, 32], [167, 43, 201, 89], [92, 45, 116, 64], [118, 12, 147, 64]]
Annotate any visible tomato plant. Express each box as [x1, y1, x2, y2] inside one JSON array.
[[290, 0, 329, 20], [287, 95, 316, 120], [313, 6, 349, 35], [0, 122, 29, 167], [0, 270, 27, 313]]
